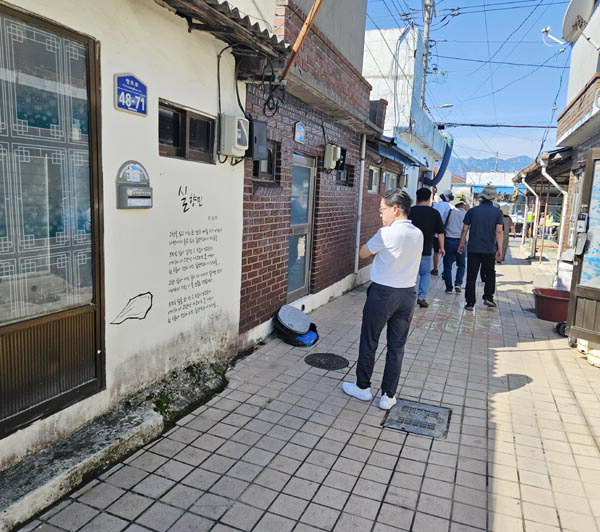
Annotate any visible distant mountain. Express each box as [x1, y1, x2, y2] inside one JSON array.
[[448, 155, 533, 177]]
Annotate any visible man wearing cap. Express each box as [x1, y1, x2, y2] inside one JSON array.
[[458, 186, 504, 310], [443, 197, 467, 294], [431, 190, 453, 276]]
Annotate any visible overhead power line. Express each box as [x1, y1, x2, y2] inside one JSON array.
[[435, 54, 569, 69], [443, 123, 557, 129]]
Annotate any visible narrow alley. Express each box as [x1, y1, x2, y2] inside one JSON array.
[[23, 244, 600, 532]]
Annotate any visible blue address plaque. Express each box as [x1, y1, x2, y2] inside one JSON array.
[[114, 74, 147, 116]]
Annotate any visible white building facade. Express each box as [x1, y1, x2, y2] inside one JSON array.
[[0, 0, 284, 471], [362, 27, 449, 200]]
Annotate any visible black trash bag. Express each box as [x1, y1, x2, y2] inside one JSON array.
[[273, 305, 319, 347]]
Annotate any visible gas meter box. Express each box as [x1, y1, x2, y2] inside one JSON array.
[[116, 160, 152, 209]]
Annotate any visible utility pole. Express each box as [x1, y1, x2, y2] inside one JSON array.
[[494, 152, 499, 172], [420, 0, 435, 108]]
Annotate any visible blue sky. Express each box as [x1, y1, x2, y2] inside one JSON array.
[[365, 0, 572, 163]]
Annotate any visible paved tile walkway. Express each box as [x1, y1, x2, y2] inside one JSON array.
[[23, 244, 600, 531]]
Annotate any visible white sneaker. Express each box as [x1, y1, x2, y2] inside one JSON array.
[[379, 395, 397, 410], [342, 382, 372, 401]]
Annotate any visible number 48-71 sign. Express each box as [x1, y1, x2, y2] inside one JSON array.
[[114, 74, 147, 116]]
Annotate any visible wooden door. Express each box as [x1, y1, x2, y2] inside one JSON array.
[[0, 6, 103, 438], [567, 148, 600, 342]]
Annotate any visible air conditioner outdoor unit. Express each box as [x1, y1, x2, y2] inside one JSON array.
[[324, 143, 341, 170], [220, 114, 249, 157]]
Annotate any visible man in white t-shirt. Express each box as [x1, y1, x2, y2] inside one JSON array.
[[343, 189, 423, 410]]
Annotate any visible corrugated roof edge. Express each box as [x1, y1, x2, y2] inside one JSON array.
[[203, 0, 288, 52]]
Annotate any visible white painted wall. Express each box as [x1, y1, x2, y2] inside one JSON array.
[[565, 5, 600, 103], [363, 27, 446, 163], [363, 28, 419, 134], [230, 0, 368, 72], [1, 0, 245, 468], [229, 0, 277, 34], [405, 165, 419, 202], [293, 0, 367, 72]]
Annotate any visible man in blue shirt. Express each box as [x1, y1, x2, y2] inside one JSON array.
[[458, 186, 504, 311]]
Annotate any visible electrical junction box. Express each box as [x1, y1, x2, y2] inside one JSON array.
[[324, 143, 341, 170], [220, 114, 249, 157], [247, 120, 268, 160]]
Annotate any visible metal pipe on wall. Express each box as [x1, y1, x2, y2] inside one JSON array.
[[540, 159, 568, 263], [522, 195, 529, 245], [539, 181, 551, 263], [354, 133, 367, 274], [521, 176, 539, 258]]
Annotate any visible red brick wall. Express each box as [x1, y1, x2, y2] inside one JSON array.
[[358, 156, 405, 270], [239, 0, 373, 334], [239, 86, 362, 333], [275, 0, 372, 120]]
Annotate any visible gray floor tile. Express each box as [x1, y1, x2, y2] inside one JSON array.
[[135, 502, 183, 531], [48, 502, 98, 531], [220, 501, 264, 531]]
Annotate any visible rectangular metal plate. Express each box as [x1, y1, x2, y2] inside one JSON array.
[[383, 399, 451, 438]]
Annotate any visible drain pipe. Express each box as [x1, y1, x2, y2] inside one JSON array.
[[354, 133, 367, 274], [539, 157, 568, 263], [521, 196, 528, 245], [521, 175, 539, 258]]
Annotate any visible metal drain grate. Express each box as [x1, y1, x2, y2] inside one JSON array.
[[383, 399, 451, 438], [304, 353, 349, 371]]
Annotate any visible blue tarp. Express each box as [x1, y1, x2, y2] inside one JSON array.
[[471, 185, 526, 195]]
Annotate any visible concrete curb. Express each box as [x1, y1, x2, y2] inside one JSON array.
[[0, 406, 163, 531]]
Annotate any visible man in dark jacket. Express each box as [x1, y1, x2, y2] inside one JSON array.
[[458, 186, 504, 311], [409, 188, 445, 308]]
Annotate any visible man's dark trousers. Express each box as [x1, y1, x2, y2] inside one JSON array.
[[443, 237, 465, 290], [357, 283, 416, 397], [465, 252, 496, 306]]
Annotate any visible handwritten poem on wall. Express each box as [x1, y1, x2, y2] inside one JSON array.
[[167, 219, 223, 324]]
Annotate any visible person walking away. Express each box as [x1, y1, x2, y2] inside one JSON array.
[[431, 189, 453, 276], [343, 189, 423, 410], [409, 188, 445, 307], [443, 197, 467, 294], [458, 186, 504, 310], [500, 204, 511, 262], [526, 209, 534, 238], [546, 212, 555, 239]]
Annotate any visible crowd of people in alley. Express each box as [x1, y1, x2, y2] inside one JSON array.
[[343, 185, 506, 411]]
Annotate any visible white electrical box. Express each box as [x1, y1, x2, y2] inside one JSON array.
[[324, 143, 341, 170], [220, 114, 249, 157]]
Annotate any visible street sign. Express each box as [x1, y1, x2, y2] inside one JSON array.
[[114, 74, 147, 116]]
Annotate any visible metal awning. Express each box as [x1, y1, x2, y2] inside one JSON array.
[[373, 136, 428, 167], [513, 147, 572, 187]]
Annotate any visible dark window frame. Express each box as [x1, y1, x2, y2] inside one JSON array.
[[252, 139, 280, 184], [159, 100, 215, 164], [368, 166, 380, 193]]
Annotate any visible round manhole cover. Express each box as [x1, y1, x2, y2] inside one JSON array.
[[305, 353, 349, 371]]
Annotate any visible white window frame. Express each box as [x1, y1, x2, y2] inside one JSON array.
[[368, 166, 380, 194], [384, 171, 397, 191]]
